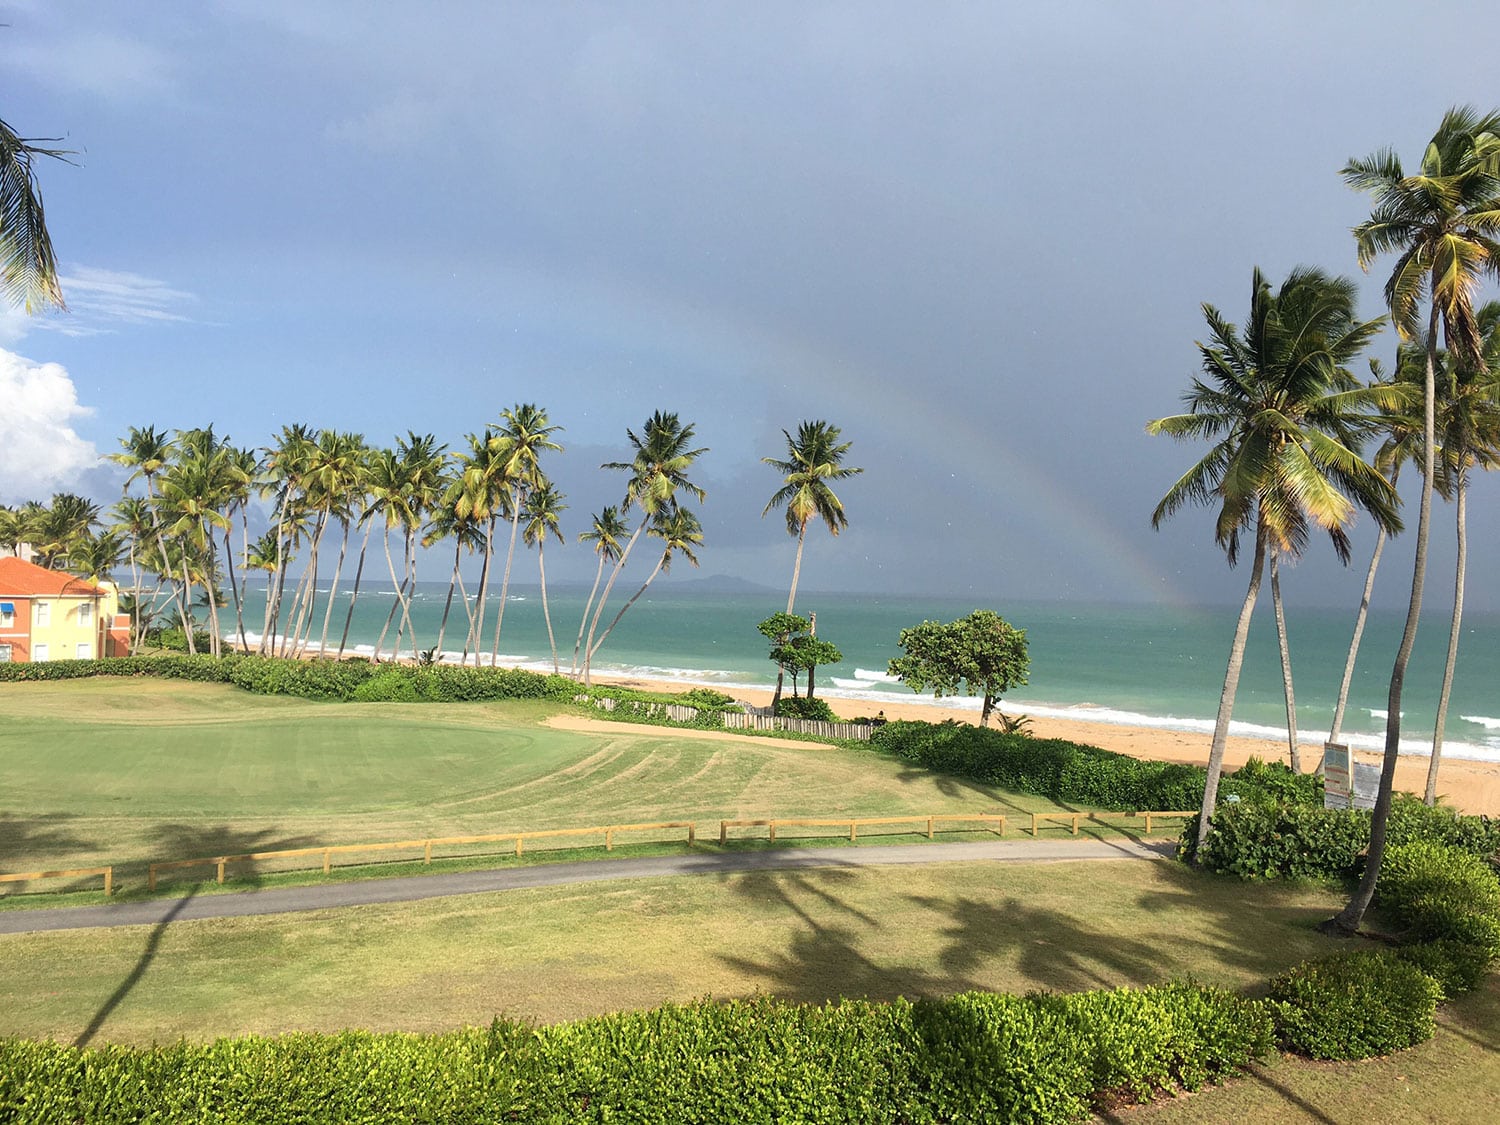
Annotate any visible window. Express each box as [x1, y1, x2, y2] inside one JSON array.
[[78, 603, 92, 626], [0, 602, 12, 628], [76, 642, 92, 659], [33, 642, 49, 662], [34, 601, 50, 627], [0, 644, 11, 662]]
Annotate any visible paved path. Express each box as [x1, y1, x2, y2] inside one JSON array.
[[0, 838, 1174, 935]]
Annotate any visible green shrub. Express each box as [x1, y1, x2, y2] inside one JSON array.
[[1377, 841, 1500, 956], [775, 695, 838, 722], [1268, 949, 1440, 1059], [678, 687, 734, 709], [1394, 939, 1495, 998], [1180, 802, 1369, 878], [351, 668, 422, 703]]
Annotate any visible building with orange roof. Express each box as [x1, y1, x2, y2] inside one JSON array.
[[0, 557, 131, 664]]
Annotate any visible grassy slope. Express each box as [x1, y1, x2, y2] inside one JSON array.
[[1, 678, 1072, 890], [0, 858, 1346, 1044]]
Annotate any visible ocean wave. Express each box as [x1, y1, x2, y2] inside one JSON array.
[[1460, 714, 1500, 731], [854, 668, 900, 684]]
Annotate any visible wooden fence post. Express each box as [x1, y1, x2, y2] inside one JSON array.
[[605, 829, 614, 851], [688, 824, 696, 846], [216, 858, 226, 884], [769, 822, 777, 843], [148, 865, 158, 892], [1144, 812, 1153, 835], [323, 849, 332, 874], [926, 817, 934, 839], [104, 867, 113, 897], [1031, 813, 1039, 837]]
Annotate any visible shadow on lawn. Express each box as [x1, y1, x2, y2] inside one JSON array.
[[0, 813, 102, 891], [143, 822, 325, 891], [716, 867, 1166, 1003], [73, 886, 198, 1048]]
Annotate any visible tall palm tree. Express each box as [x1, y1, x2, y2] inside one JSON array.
[[315, 437, 372, 658], [28, 493, 100, 568], [1426, 301, 1500, 803], [453, 430, 504, 665], [1330, 106, 1500, 934], [67, 528, 126, 583], [762, 420, 862, 614], [588, 506, 704, 667], [572, 506, 628, 677], [1149, 266, 1398, 855], [1, 117, 67, 313], [522, 480, 567, 673], [487, 404, 562, 664], [584, 412, 707, 685], [259, 424, 316, 653], [422, 481, 485, 661]]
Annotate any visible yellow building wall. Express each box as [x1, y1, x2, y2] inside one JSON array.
[[29, 592, 109, 660]]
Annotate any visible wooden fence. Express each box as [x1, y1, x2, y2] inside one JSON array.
[[146, 821, 698, 890], [1028, 810, 1198, 836], [719, 814, 1009, 844], [580, 694, 873, 741], [0, 865, 113, 896]]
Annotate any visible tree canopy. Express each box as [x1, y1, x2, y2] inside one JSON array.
[[888, 610, 1029, 726]]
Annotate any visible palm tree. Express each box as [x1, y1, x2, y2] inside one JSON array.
[[453, 430, 504, 665], [522, 480, 567, 673], [1426, 301, 1500, 803], [67, 528, 126, 582], [572, 506, 628, 677], [1, 117, 67, 313], [28, 493, 100, 568], [588, 506, 704, 666], [1330, 107, 1500, 935], [762, 420, 862, 614], [487, 404, 562, 664], [583, 412, 707, 685], [259, 424, 316, 653], [422, 481, 485, 661], [1148, 266, 1398, 856]]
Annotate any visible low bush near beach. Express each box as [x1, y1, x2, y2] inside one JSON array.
[[1181, 798, 1500, 880], [0, 986, 1271, 1124], [1376, 841, 1500, 957], [1268, 949, 1440, 1059], [774, 695, 838, 722]]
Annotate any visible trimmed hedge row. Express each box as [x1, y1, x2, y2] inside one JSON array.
[[1268, 950, 1441, 1060], [865, 719, 1319, 813], [1179, 797, 1500, 880], [0, 987, 1273, 1124]]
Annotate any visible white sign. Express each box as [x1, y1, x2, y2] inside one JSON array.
[[1323, 743, 1380, 810]]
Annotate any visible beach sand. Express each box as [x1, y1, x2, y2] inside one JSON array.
[[595, 674, 1500, 817]]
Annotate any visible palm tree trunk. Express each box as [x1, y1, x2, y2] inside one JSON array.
[[1270, 554, 1301, 773], [222, 527, 249, 654], [1328, 524, 1388, 747], [468, 518, 496, 666], [583, 519, 647, 686], [786, 521, 808, 613], [491, 499, 523, 664], [434, 540, 463, 658], [572, 556, 607, 677], [1329, 304, 1439, 935], [336, 519, 377, 660], [538, 540, 559, 674], [402, 528, 421, 662], [1426, 472, 1467, 805], [179, 554, 197, 655], [316, 520, 352, 657], [289, 510, 329, 658], [375, 527, 402, 660], [1192, 526, 1268, 857], [264, 488, 296, 654], [590, 551, 666, 662]]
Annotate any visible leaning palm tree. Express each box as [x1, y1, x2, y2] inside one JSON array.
[[1149, 266, 1399, 856], [583, 412, 707, 685], [422, 481, 485, 661], [572, 506, 628, 677], [487, 404, 563, 664], [763, 420, 862, 614], [1330, 106, 1500, 935], [1, 117, 67, 313], [588, 506, 704, 668], [522, 480, 567, 673], [1426, 301, 1500, 803]]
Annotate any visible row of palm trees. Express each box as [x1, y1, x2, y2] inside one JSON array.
[[1151, 106, 1500, 935], [7, 410, 863, 687]]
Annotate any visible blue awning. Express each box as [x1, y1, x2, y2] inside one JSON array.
[[0, 602, 14, 614]]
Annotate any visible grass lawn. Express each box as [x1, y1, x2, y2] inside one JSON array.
[[1, 678, 1143, 897], [0, 857, 1348, 1044]]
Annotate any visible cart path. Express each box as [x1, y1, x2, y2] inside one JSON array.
[[0, 838, 1175, 934]]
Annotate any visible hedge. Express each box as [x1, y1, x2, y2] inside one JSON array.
[[1267, 949, 1441, 1060], [865, 719, 1318, 813], [0, 987, 1272, 1124], [1180, 798, 1500, 881]]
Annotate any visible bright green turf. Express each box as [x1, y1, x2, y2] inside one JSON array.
[[1, 678, 1089, 896]]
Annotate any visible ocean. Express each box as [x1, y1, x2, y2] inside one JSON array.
[[216, 582, 1500, 765]]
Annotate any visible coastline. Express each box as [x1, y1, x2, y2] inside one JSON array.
[[596, 673, 1500, 817]]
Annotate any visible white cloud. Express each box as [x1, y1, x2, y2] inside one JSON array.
[[20, 267, 196, 338], [326, 90, 441, 152], [0, 348, 100, 502], [8, 30, 174, 100]]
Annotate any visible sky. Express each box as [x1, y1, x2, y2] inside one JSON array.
[[3, 1, 1499, 612]]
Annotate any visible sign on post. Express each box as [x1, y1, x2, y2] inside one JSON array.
[[1323, 742, 1379, 810]]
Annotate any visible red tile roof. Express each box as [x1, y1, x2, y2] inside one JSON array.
[[0, 557, 105, 598]]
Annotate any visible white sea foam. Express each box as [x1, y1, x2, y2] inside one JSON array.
[[1460, 714, 1500, 731], [853, 668, 900, 684]]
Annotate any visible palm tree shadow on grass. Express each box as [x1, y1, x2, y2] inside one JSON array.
[[888, 763, 1041, 813], [73, 886, 198, 1048], [716, 869, 1168, 1005], [143, 822, 325, 892], [0, 813, 101, 882]]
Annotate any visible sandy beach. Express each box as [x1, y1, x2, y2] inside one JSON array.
[[596, 674, 1500, 817]]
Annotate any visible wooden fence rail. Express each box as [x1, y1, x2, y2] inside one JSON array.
[[1028, 810, 1198, 837], [581, 694, 874, 741], [719, 814, 1009, 845], [0, 865, 113, 896], [147, 821, 698, 890]]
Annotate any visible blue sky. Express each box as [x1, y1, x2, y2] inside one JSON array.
[[3, 1, 1499, 611]]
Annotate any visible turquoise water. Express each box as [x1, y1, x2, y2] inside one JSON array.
[[218, 582, 1500, 763]]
